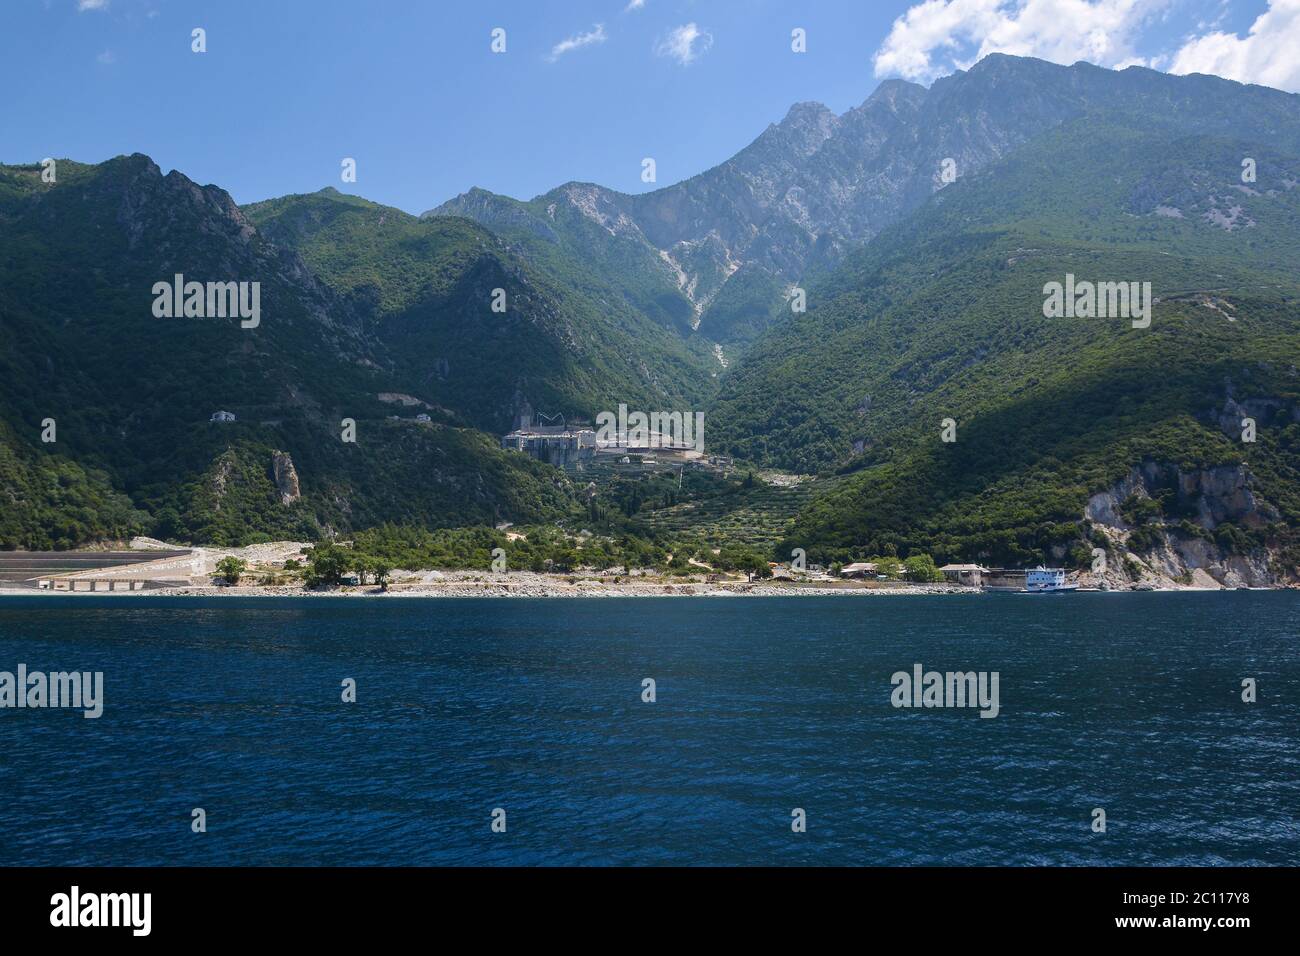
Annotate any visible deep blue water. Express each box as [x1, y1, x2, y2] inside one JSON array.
[[1, 592, 1297, 866]]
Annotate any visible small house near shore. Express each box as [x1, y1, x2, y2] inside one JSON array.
[[939, 563, 989, 587], [839, 562, 878, 579]]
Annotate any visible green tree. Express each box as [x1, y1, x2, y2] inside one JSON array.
[[875, 556, 903, 579], [902, 554, 944, 583], [214, 556, 247, 585], [303, 542, 350, 586]]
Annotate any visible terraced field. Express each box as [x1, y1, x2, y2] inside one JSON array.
[[637, 474, 838, 550]]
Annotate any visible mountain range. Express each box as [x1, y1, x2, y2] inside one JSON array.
[[3, 54, 1298, 584]]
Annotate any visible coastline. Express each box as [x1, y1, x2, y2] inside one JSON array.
[[3, 540, 1286, 599], [0, 580, 978, 599], [0, 579, 1267, 599]]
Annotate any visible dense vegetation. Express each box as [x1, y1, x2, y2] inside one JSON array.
[[0, 420, 147, 549], [299, 523, 776, 583], [246, 188, 718, 433], [0, 159, 600, 548]]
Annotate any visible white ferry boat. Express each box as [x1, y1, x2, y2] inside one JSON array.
[[1024, 567, 1078, 593]]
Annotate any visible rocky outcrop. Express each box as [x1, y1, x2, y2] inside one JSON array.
[[1084, 469, 1146, 528], [1136, 533, 1272, 589], [1212, 395, 1298, 438], [1082, 461, 1282, 589], [207, 452, 237, 513], [1087, 461, 1277, 531], [1181, 464, 1277, 530], [271, 451, 301, 506]]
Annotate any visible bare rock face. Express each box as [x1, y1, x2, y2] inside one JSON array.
[[204, 451, 238, 513], [1181, 464, 1274, 530], [271, 451, 301, 506], [1085, 469, 1146, 528], [1140, 534, 1273, 589], [1084, 460, 1282, 588], [1213, 395, 1293, 439]]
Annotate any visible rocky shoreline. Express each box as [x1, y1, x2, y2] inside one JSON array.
[[2, 577, 979, 598], [5, 537, 1288, 598], [4, 578, 1279, 598]]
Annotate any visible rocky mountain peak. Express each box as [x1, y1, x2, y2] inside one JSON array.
[[862, 77, 928, 109], [425, 53, 1300, 347]]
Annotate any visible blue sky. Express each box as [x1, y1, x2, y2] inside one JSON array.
[[0, 1, 1291, 214]]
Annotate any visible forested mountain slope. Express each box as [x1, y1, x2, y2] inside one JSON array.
[[708, 113, 1300, 578], [0, 157, 576, 546], [246, 188, 718, 431]]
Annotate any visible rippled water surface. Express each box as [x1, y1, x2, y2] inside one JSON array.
[[1, 592, 1297, 865]]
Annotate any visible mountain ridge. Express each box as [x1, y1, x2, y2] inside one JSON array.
[[427, 56, 1300, 348]]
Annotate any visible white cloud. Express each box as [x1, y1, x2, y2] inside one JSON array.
[[625, 0, 647, 11], [1170, 0, 1300, 92], [655, 22, 713, 65], [78, 0, 110, 11], [548, 23, 608, 62], [873, 0, 1164, 84]]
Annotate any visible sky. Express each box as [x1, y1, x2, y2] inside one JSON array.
[[1, 1, 1295, 214]]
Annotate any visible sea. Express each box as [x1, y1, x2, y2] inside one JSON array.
[[1, 592, 1297, 866]]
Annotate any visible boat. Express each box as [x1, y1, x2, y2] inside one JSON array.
[[1024, 567, 1078, 593]]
